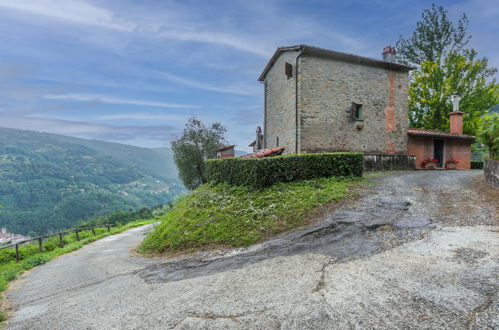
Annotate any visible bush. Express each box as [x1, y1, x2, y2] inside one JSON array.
[[471, 161, 483, 169], [206, 153, 363, 188]]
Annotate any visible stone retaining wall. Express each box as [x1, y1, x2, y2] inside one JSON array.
[[484, 159, 499, 189], [363, 154, 415, 171]]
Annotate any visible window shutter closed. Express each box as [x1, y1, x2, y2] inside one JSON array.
[[285, 62, 293, 78]]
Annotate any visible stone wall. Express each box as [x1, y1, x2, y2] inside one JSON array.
[[484, 159, 499, 189], [264, 51, 299, 153], [363, 154, 415, 171], [298, 55, 409, 154]]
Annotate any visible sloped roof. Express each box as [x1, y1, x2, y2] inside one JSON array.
[[258, 45, 413, 81], [407, 129, 475, 140], [240, 147, 285, 158], [216, 145, 236, 151]]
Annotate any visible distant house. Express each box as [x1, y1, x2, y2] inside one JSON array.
[[253, 44, 474, 169], [216, 145, 235, 159]]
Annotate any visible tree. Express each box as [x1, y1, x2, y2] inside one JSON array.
[[409, 49, 498, 133], [477, 113, 499, 159], [171, 117, 227, 190], [396, 4, 470, 66], [397, 4, 499, 134]]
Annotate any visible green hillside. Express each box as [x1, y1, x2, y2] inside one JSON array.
[[0, 128, 185, 236]]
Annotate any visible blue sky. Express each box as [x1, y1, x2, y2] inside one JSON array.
[[0, 0, 497, 151]]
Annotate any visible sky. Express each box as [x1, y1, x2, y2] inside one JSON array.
[[0, 0, 497, 151]]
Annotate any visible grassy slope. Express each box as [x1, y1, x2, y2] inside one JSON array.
[[0, 219, 155, 322], [140, 176, 362, 253]]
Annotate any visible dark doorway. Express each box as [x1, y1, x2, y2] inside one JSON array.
[[433, 140, 444, 168]]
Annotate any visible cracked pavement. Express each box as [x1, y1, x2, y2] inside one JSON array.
[[6, 170, 499, 329]]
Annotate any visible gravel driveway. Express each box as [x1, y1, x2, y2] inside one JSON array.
[[6, 170, 498, 329]]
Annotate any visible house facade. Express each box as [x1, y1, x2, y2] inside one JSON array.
[[256, 45, 474, 169], [258, 45, 412, 155], [407, 111, 475, 169]]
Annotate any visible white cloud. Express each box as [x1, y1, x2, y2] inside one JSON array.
[[96, 113, 188, 121], [0, 0, 133, 31], [158, 71, 259, 96], [43, 93, 197, 109]]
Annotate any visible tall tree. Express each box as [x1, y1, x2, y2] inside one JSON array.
[[409, 49, 498, 133], [396, 3, 470, 66], [397, 4, 498, 134], [171, 117, 227, 190]]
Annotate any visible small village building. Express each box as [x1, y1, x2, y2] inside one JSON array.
[[216, 145, 235, 159], [407, 111, 475, 169]]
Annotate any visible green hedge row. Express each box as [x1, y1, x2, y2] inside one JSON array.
[[206, 153, 363, 188], [471, 161, 483, 169]]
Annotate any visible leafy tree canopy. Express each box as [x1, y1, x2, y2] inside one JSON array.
[[477, 113, 499, 159], [397, 3, 470, 66], [397, 3, 498, 134], [171, 117, 227, 190], [409, 49, 499, 133]]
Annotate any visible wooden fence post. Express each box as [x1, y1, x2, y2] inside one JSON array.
[[107, 225, 110, 232], [92, 228, 96, 235], [15, 244, 20, 262], [59, 233, 64, 248], [38, 238, 43, 252], [75, 230, 79, 241]]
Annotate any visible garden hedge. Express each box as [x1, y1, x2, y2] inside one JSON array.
[[206, 152, 363, 188]]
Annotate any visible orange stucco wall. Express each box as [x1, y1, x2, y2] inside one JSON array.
[[408, 136, 471, 169]]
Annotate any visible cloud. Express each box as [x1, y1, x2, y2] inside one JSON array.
[[0, 0, 133, 31], [0, 0, 270, 57], [43, 93, 198, 109], [157, 71, 259, 96], [0, 114, 178, 144], [96, 113, 189, 122]]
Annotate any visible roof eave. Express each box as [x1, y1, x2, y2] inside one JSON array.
[[258, 44, 414, 82]]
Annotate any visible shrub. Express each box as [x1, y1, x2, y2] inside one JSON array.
[[477, 113, 499, 160], [471, 161, 483, 169], [206, 153, 363, 188]]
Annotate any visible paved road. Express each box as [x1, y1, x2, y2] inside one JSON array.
[[6, 170, 498, 329]]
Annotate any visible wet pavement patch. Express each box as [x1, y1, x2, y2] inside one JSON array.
[[137, 192, 436, 284]]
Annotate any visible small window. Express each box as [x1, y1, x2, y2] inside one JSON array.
[[285, 62, 293, 79], [276, 136, 279, 146], [352, 102, 363, 121]]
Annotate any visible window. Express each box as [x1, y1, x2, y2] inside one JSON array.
[[351, 102, 363, 121], [276, 136, 279, 146], [285, 62, 293, 79]]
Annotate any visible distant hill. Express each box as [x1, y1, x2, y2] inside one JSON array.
[[0, 128, 185, 236]]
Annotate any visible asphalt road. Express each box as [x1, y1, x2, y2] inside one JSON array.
[[6, 170, 498, 329]]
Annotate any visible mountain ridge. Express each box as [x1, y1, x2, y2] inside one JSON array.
[[0, 127, 185, 236]]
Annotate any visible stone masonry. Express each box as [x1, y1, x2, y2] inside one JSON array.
[[259, 45, 412, 155]]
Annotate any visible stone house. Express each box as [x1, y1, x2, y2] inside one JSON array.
[[258, 45, 412, 155], [256, 44, 474, 169]]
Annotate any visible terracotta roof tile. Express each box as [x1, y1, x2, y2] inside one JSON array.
[[240, 147, 285, 158], [216, 145, 236, 151], [407, 129, 475, 140]]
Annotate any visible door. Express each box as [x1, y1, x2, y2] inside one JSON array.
[[433, 139, 444, 168]]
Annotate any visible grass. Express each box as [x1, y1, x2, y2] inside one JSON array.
[[0, 219, 155, 322], [139, 176, 363, 253]]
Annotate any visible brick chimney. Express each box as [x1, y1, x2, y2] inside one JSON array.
[[256, 126, 263, 150], [449, 111, 464, 135], [382, 46, 396, 63]]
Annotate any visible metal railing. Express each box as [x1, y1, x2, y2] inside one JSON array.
[[0, 224, 114, 262]]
